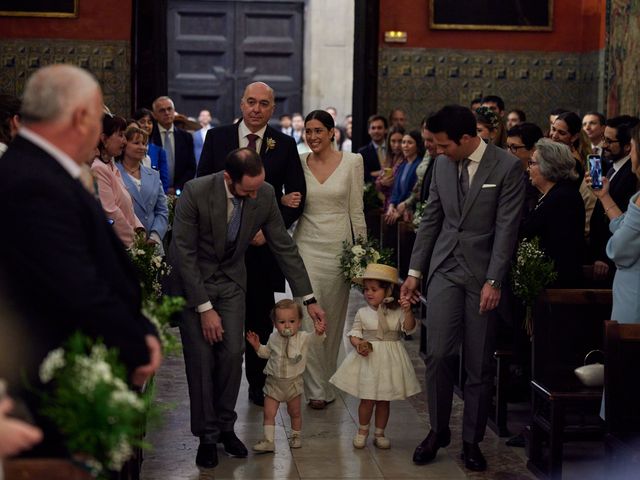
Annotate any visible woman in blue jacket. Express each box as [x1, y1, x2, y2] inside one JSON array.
[[133, 108, 170, 193]]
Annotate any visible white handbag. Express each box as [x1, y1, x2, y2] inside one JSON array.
[[574, 349, 604, 387]]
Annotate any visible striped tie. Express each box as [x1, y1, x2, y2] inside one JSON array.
[[227, 197, 242, 243]]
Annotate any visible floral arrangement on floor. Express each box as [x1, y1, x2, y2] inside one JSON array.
[[339, 235, 395, 289], [511, 237, 557, 335], [166, 194, 177, 228], [412, 201, 426, 230], [142, 296, 185, 355], [363, 182, 382, 214], [39, 333, 159, 479]]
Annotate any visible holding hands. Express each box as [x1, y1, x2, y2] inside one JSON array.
[[313, 317, 327, 336]]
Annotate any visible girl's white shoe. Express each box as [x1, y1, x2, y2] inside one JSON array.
[[253, 439, 275, 453], [353, 424, 370, 449], [374, 428, 390, 449]]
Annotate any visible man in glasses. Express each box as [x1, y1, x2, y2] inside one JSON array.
[[507, 122, 544, 216]]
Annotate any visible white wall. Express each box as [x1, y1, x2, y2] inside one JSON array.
[[302, 0, 354, 125]]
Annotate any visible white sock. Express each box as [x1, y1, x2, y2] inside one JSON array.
[[375, 427, 385, 436], [291, 429, 301, 436], [264, 424, 275, 442]]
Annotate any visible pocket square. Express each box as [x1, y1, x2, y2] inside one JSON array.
[[481, 184, 497, 188]]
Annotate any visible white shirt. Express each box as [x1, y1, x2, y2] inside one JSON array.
[[238, 121, 267, 152], [257, 331, 325, 379], [19, 128, 81, 179], [158, 124, 175, 155], [0, 142, 7, 158]]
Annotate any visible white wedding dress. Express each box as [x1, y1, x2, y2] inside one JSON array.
[[294, 151, 367, 403]]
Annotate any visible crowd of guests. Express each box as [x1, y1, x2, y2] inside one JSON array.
[[1, 65, 640, 476]]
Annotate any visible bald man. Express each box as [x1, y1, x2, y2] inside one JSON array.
[[0, 64, 161, 457], [195, 83, 306, 407]]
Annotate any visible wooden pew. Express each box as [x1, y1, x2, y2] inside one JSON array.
[[604, 321, 640, 478], [527, 288, 612, 480], [4, 459, 93, 479]]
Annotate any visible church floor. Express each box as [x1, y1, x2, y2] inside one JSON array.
[[140, 289, 606, 479]]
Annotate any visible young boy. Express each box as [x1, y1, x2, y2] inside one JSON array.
[[246, 299, 326, 452]]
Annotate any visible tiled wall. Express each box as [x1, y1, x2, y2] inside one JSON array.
[[378, 47, 605, 130], [0, 39, 131, 117]]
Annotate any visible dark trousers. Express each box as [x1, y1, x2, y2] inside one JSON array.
[[244, 248, 275, 392], [425, 256, 497, 444]]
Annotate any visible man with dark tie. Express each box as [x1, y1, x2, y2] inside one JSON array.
[[402, 105, 524, 472], [357, 114, 388, 182], [197, 82, 306, 408], [150, 96, 196, 194], [171, 147, 323, 468]]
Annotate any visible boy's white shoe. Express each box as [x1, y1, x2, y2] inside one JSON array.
[[289, 432, 302, 448], [253, 439, 275, 453]]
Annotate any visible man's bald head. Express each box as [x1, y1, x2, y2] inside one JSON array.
[[240, 82, 275, 132]]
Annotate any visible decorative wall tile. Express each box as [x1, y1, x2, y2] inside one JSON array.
[[0, 39, 131, 117], [378, 47, 603, 130]]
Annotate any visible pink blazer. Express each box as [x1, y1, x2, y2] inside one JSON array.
[[91, 158, 144, 247]]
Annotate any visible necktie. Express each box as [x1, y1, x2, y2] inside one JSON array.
[[377, 145, 385, 165], [247, 134, 259, 151], [606, 166, 615, 179], [164, 130, 175, 186], [458, 158, 470, 207], [227, 197, 242, 243]]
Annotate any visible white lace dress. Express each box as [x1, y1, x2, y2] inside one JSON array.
[[293, 152, 367, 402]]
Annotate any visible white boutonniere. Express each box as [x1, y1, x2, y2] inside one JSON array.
[[266, 137, 276, 150]]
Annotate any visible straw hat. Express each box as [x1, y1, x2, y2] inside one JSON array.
[[353, 263, 398, 285]]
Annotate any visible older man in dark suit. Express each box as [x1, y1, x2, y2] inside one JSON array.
[[151, 96, 197, 193], [171, 148, 323, 468], [0, 64, 161, 458], [197, 82, 306, 406], [402, 105, 524, 472]]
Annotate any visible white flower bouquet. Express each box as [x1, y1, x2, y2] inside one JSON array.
[[511, 237, 557, 335], [127, 232, 171, 302], [39, 333, 158, 478], [412, 200, 426, 230], [338, 235, 394, 288]]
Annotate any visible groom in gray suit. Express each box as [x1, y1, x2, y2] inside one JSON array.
[[171, 147, 324, 468], [402, 105, 524, 472]]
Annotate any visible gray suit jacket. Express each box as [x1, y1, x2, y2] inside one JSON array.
[[409, 142, 524, 287], [171, 173, 312, 308]]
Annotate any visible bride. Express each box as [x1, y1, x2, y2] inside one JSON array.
[[293, 110, 367, 408]]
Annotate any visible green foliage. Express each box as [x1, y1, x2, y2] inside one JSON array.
[[127, 232, 171, 302], [363, 182, 382, 213], [142, 296, 185, 355]]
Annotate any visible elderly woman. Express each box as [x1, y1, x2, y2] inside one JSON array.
[[587, 123, 640, 323], [116, 125, 169, 254], [92, 115, 144, 248], [520, 139, 585, 287]]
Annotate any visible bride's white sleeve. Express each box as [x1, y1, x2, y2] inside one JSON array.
[[349, 153, 367, 240]]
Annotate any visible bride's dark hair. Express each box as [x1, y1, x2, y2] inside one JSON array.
[[305, 109, 335, 141]]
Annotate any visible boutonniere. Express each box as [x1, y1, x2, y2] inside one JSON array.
[[265, 137, 276, 151]]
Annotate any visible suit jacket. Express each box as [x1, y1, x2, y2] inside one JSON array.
[[357, 141, 381, 183], [589, 159, 639, 265], [116, 162, 169, 240], [170, 172, 312, 308], [409, 142, 525, 287], [0, 135, 155, 455], [150, 124, 197, 190], [520, 181, 585, 287], [193, 127, 210, 164], [196, 122, 306, 291]]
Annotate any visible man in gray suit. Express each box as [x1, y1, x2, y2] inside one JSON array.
[[402, 105, 524, 472], [171, 147, 324, 469]]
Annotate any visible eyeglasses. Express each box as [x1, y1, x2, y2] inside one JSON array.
[[527, 160, 539, 167], [507, 144, 527, 153], [602, 137, 620, 145]]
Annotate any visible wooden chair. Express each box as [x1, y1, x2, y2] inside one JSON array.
[[604, 320, 640, 479], [527, 289, 611, 480]]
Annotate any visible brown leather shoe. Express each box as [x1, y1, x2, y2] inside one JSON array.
[[460, 441, 487, 471], [412, 428, 451, 465]]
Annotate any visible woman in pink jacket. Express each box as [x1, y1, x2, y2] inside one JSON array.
[[91, 114, 144, 247]]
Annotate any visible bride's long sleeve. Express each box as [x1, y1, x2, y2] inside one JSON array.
[[349, 153, 367, 240]]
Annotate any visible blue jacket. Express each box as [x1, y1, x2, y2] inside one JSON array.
[[390, 158, 420, 205], [116, 163, 169, 242], [147, 143, 169, 193]]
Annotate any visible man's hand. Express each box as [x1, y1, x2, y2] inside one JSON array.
[[307, 303, 326, 325], [479, 283, 501, 314], [313, 317, 326, 335], [250, 229, 267, 246], [281, 192, 302, 208], [200, 308, 224, 344], [593, 260, 610, 279], [131, 335, 163, 387], [585, 173, 610, 199], [246, 330, 260, 351], [0, 398, 43, 457], [400, 276, 421, 305]]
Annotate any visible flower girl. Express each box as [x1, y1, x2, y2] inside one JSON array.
[[330, 263, 421, 449]]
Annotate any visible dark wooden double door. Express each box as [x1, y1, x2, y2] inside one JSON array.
[[166, 0, 303, 124]]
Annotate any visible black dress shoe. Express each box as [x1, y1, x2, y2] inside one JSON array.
[[412, 428, 451, 464], [219, 431, 248, 458], [248, 388, 265, 407], [461, 441, 487, 471], [196, 442, 218, 468]]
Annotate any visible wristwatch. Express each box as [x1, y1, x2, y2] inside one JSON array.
[[486, 279, 502, 289], [303, 296, 317, 306]]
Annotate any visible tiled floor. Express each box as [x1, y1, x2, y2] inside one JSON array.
[[140, 289, 605, 479]]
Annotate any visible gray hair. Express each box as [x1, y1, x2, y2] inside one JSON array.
[[152, 96, 174, 111], [20, 64, 99, 124], [534, 138, 579, 182]]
